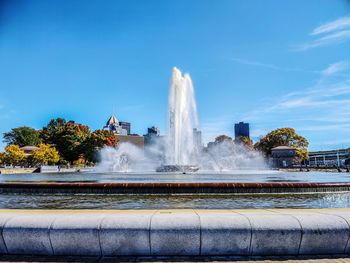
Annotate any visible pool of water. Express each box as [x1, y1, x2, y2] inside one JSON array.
[[1, 171, 350, 209], [1, 170, 350, 183], [1, 192, 350, 209]]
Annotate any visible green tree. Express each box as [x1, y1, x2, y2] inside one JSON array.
[[81, 129, 117, 163], [41, 119, 91, 163], [32, 144, 60, 165], [3, 127, 41, 147], [3, 145, 27, 166], [57, 122, 90, 162], [254, 128, 309, 162], [40, 118, 66, 145]]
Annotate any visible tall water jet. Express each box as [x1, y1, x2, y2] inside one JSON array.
[[166, 67, 199, 166], [99, 67, 267, 173]]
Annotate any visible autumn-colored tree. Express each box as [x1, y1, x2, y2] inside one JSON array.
[[73, 154, 86, 167], [235, 136, 253, 150], [254, 128, 308, 162], [81, 129, 118, 163], [31, 144, 60, 165], [0, 152, 5, 166], [3, 145, 27, 166], [3, 126, 41, 147], [215, 135, 233, 143]]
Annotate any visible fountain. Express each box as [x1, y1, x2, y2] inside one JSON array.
[[157, 67, 200, 172], [98, 67, 266, 172]]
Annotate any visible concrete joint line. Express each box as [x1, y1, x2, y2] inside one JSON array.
[[193, 210, 202, 256], [97, 214, 107, 258], [232, 210, 253, 255], [149, 210, 158, 256], [315, 211, 350, 254], [269, 210, 304, 255], [1, 216, 15, 254], [47, 216, 57, 256]]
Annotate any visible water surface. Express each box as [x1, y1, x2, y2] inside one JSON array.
[[1, 170, 350, 183], [2, 171, 350, 209]]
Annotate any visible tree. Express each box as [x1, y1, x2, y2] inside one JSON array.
[[81, 129, 118, 163], [40, 118, 66, 145], [254, 128, 308, 162], [41, 119, 91, 163], [215, 135, 233, 143], [0, 152, 5, 166], [3, 127, 41, 147], [235, 136, 253, 150], [3, 145, 27, 166], [57, 122, 91, 162], [31, 144, 60, 165]]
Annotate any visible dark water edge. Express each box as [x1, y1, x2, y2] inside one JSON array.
[[1, 192, 350, 209]]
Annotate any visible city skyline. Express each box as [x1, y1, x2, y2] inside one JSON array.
[[1, 0, 350, 151]]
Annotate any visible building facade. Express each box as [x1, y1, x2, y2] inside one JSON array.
[[234, 122, 250, 139], [103, 115, 128, 135], [308, 149, 350, 166], [103, 114, 144, 148], [193, 128, 203, 150], [270, 146, 296, 167], [144, 126, 160, 145], [119, 122, 131, 135]]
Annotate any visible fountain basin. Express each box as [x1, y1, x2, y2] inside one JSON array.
[[1, 208, 350, 257], [1, 181, 350, 194]]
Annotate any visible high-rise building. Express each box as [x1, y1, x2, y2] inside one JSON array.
[[193, 128, 202, 149], [119, 121, 131, 135], [234, 122, 250, 139], [103, 114, 128, 135], [103, 114, 144, 148], [144, 126, 160, 145]]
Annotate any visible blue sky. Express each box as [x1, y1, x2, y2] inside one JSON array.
[[0, 0, 350, 151]]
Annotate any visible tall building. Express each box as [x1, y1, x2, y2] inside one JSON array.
[[103, 114, 144, 148], [119, 121, 131, 135], [234, 122, 250, 139], [103, 114, 128, 135], [148, 126, 160, 136], [193, 128, 202, 149], [144, 126, 160, 145]]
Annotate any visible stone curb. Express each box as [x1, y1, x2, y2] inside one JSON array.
[[1, 209, 350, 256]]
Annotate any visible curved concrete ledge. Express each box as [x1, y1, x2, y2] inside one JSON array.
[[1, 182, 350, 194], [1, 209, 350, 256]]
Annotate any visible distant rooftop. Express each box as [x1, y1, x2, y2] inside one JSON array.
[[271, 146, 295, 150], [106, 114, 119, 126], [20, 146, 39, 151]]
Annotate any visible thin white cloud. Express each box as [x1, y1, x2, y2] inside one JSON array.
[[201, 116, 233, 143], [231, 58, 285, 71], [322, 61, 348, 76], [230, 58, 318, 74], [313, 138, 350, 146], [294, 15, 350, 51], [311, 16, 350, 36], [242, 61, 350, 149], [298, 123, 350, 132]]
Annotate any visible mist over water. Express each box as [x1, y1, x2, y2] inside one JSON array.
[[98, 67, 267, 172]]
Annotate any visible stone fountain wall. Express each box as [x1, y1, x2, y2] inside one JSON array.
[[1, 209, 350, 257]]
